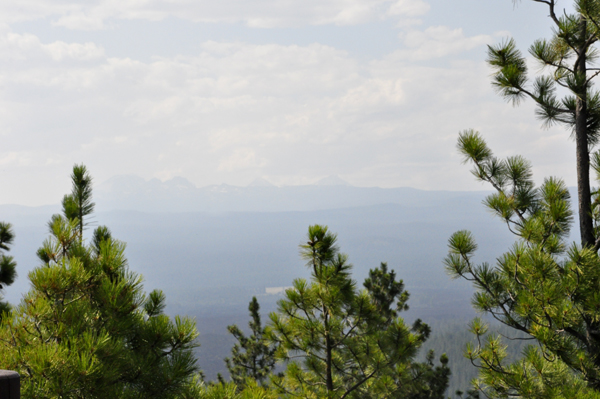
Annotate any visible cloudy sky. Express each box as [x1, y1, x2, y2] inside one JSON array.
[[0, 0, 580, 205]]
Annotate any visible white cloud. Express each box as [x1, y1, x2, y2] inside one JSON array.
[[0, 25, 576, 205], [0, 0, 431, 28], [0, 152, 25, 166], [52, 12, 107, 30], [387, 0, 430, 17], [43, 41, 105, 61], [397, 26, 492, 61], [340, 78, 405, 109], [0, 28, 105, 64], [218, 148, 268, 172]]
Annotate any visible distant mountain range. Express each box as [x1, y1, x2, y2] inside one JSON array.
[[94, 174, 482, 213]]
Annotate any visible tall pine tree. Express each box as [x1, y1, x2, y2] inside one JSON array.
[[0, 164, 200, 399], [269, 225, 449, 399], [446, 131, 600, 398], [444, 0, 600, 397], [485, 0, 600, 248]]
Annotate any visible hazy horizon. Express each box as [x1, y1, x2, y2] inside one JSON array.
[[0, 0, 581, 206], [0, 172, 501, 207]]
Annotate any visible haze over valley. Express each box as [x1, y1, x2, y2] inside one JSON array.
[[2, 176, 525, 389]]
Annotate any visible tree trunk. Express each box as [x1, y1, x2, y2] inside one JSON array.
[[326, 336, 333, 392], [324, 310, 333, 394], [575, 17, 595, 248]]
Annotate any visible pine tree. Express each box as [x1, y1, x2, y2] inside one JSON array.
[[485, 0, 600, 248], [224, 296, 277, 387], [0, 164, 200, 399], [408, 350, 451, 399], [268, 225, 448, 399], [444, 1, 600, 396], [446, 131, 600, 398], [0, 221, 17, 317]]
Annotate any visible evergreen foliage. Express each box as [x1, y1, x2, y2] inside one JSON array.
[[62, 164, 95, 239], [416, 319, 531, 398], [409, 350, 451, 399], [446, 131, 600, 398], [0, 221, 16, 317], [363, 262, 409, 320], [0, 164, 200, 399], [364, 263, 451, 399], [184, 379, 278, 399], [445, 1, 600, 396], [224, 296, 277, 387], [268, 225, 449, 399], [485, 0, 600, 247]]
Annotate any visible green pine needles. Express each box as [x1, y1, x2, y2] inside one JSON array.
[[0, 164, 200, 399], [447, 131, 600, 398], [446, 2, 600, 397], [62, 164, 95, 239], [0, 166, 452, 398], [268, 225, 449, 399], [0, 221, 16, 317]]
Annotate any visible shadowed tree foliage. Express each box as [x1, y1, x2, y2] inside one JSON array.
[[0, 164, 200, 399], [364, 263, 451, 399], [363, 262, 409, 322], [0, 221, 16, 317], [224, 296, 277, 387]]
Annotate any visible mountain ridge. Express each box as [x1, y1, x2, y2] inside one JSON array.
[[92, 174, 492, 213]]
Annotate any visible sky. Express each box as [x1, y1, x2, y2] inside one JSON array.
[[0, 0, 582, 206]]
